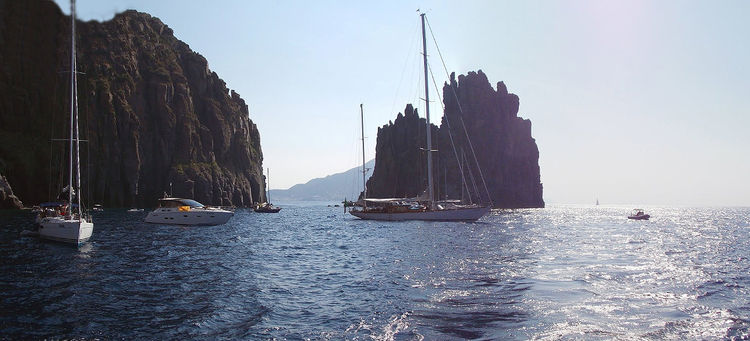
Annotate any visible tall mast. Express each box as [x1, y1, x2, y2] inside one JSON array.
[[421, 13, 435, 209], [360, 104, 367, 209], [73, 0, 83, 217], [67, 0, 77, 217], [266, 168, 270, 203]]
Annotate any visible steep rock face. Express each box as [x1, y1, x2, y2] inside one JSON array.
[[366, 70, 544, 208], [0, 174, 23, 209], [365, 104, 438, 199], [440, 71, 543, 208], [0, 0, 264, 207]]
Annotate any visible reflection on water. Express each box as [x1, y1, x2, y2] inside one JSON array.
[[0, 205, 748, 339]]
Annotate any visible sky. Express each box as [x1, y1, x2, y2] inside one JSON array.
[[53, 0, 750, 206]]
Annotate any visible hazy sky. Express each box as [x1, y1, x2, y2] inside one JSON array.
[[53, 0, 750, 206]]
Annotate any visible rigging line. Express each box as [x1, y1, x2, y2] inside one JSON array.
[[67, 0, 75, 214], [73, 20, 84, 217], [85, 77, 91, 209], [49, 80, 58, 202], [464, 150, 480, 204], [425, 16, 493, 206], [427, 62, 473, 204]]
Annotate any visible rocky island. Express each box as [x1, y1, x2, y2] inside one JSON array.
[[365, 70, 544, 208], [0, 0, 265, 207]]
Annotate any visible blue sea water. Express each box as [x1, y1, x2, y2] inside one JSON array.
[[1, 204, 749, 339]]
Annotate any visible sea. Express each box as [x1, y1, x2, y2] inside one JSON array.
[[1, 204, 749, 340]]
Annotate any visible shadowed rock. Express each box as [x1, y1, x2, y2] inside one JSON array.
[[0, 174, 23, 209], [0, 0, 264, 207], [366, 70, 544, 208]]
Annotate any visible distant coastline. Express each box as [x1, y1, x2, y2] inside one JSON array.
[[269, 160, 374, 202]]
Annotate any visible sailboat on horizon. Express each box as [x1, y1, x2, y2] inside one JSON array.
[[350, 13, 490, 222], [37, 0, 93, 245]]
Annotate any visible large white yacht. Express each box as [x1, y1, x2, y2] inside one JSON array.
[[144, 198, 233, 226]]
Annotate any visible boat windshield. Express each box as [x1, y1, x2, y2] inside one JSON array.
[[178, 199, 204, 208], [39, 202, 79, 208], [158, 198, 205, 208]]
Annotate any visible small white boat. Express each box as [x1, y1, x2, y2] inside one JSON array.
[[628, 209, 650, 220], [144, 197, 233, 226], [127, 208, 144, 212]]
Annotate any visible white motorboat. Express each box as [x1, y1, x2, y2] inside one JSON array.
[[144, 197, 233, 226], [39, 0, 94, 245], [628, 209, 650, 220]]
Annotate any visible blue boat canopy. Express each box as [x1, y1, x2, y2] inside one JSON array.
[[39, 202, 79, 208]]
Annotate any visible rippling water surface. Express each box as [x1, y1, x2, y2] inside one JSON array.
[[1, 204, 749, 339]]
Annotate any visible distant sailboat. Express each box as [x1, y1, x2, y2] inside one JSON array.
[[350, 14, 490, 222], [255, 168, 281, 213], [37, 0, 93, 245]]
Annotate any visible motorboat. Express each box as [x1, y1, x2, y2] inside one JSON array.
[[144, 197, 233, 225], [254, 202, 281, 213], [628, 209, 650, 220]]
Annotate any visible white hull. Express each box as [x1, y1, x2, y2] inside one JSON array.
[[145, 207, 233, 226], [350, 206, 490, 221], [38, 217, 93, 245]]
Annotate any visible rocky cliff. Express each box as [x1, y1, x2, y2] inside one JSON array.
[[365, 104, 439, 199], [0, 0, 265, 207], [366, 70, 544, 208], [0, 174, 23, 209]]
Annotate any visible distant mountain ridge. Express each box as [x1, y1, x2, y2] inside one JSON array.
[[270, 160, 374, 202]]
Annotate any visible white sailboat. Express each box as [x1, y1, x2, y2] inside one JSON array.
[[254, 168, 281, 213], [350, 13, 490, 222], [38, 0, 93, 245]]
